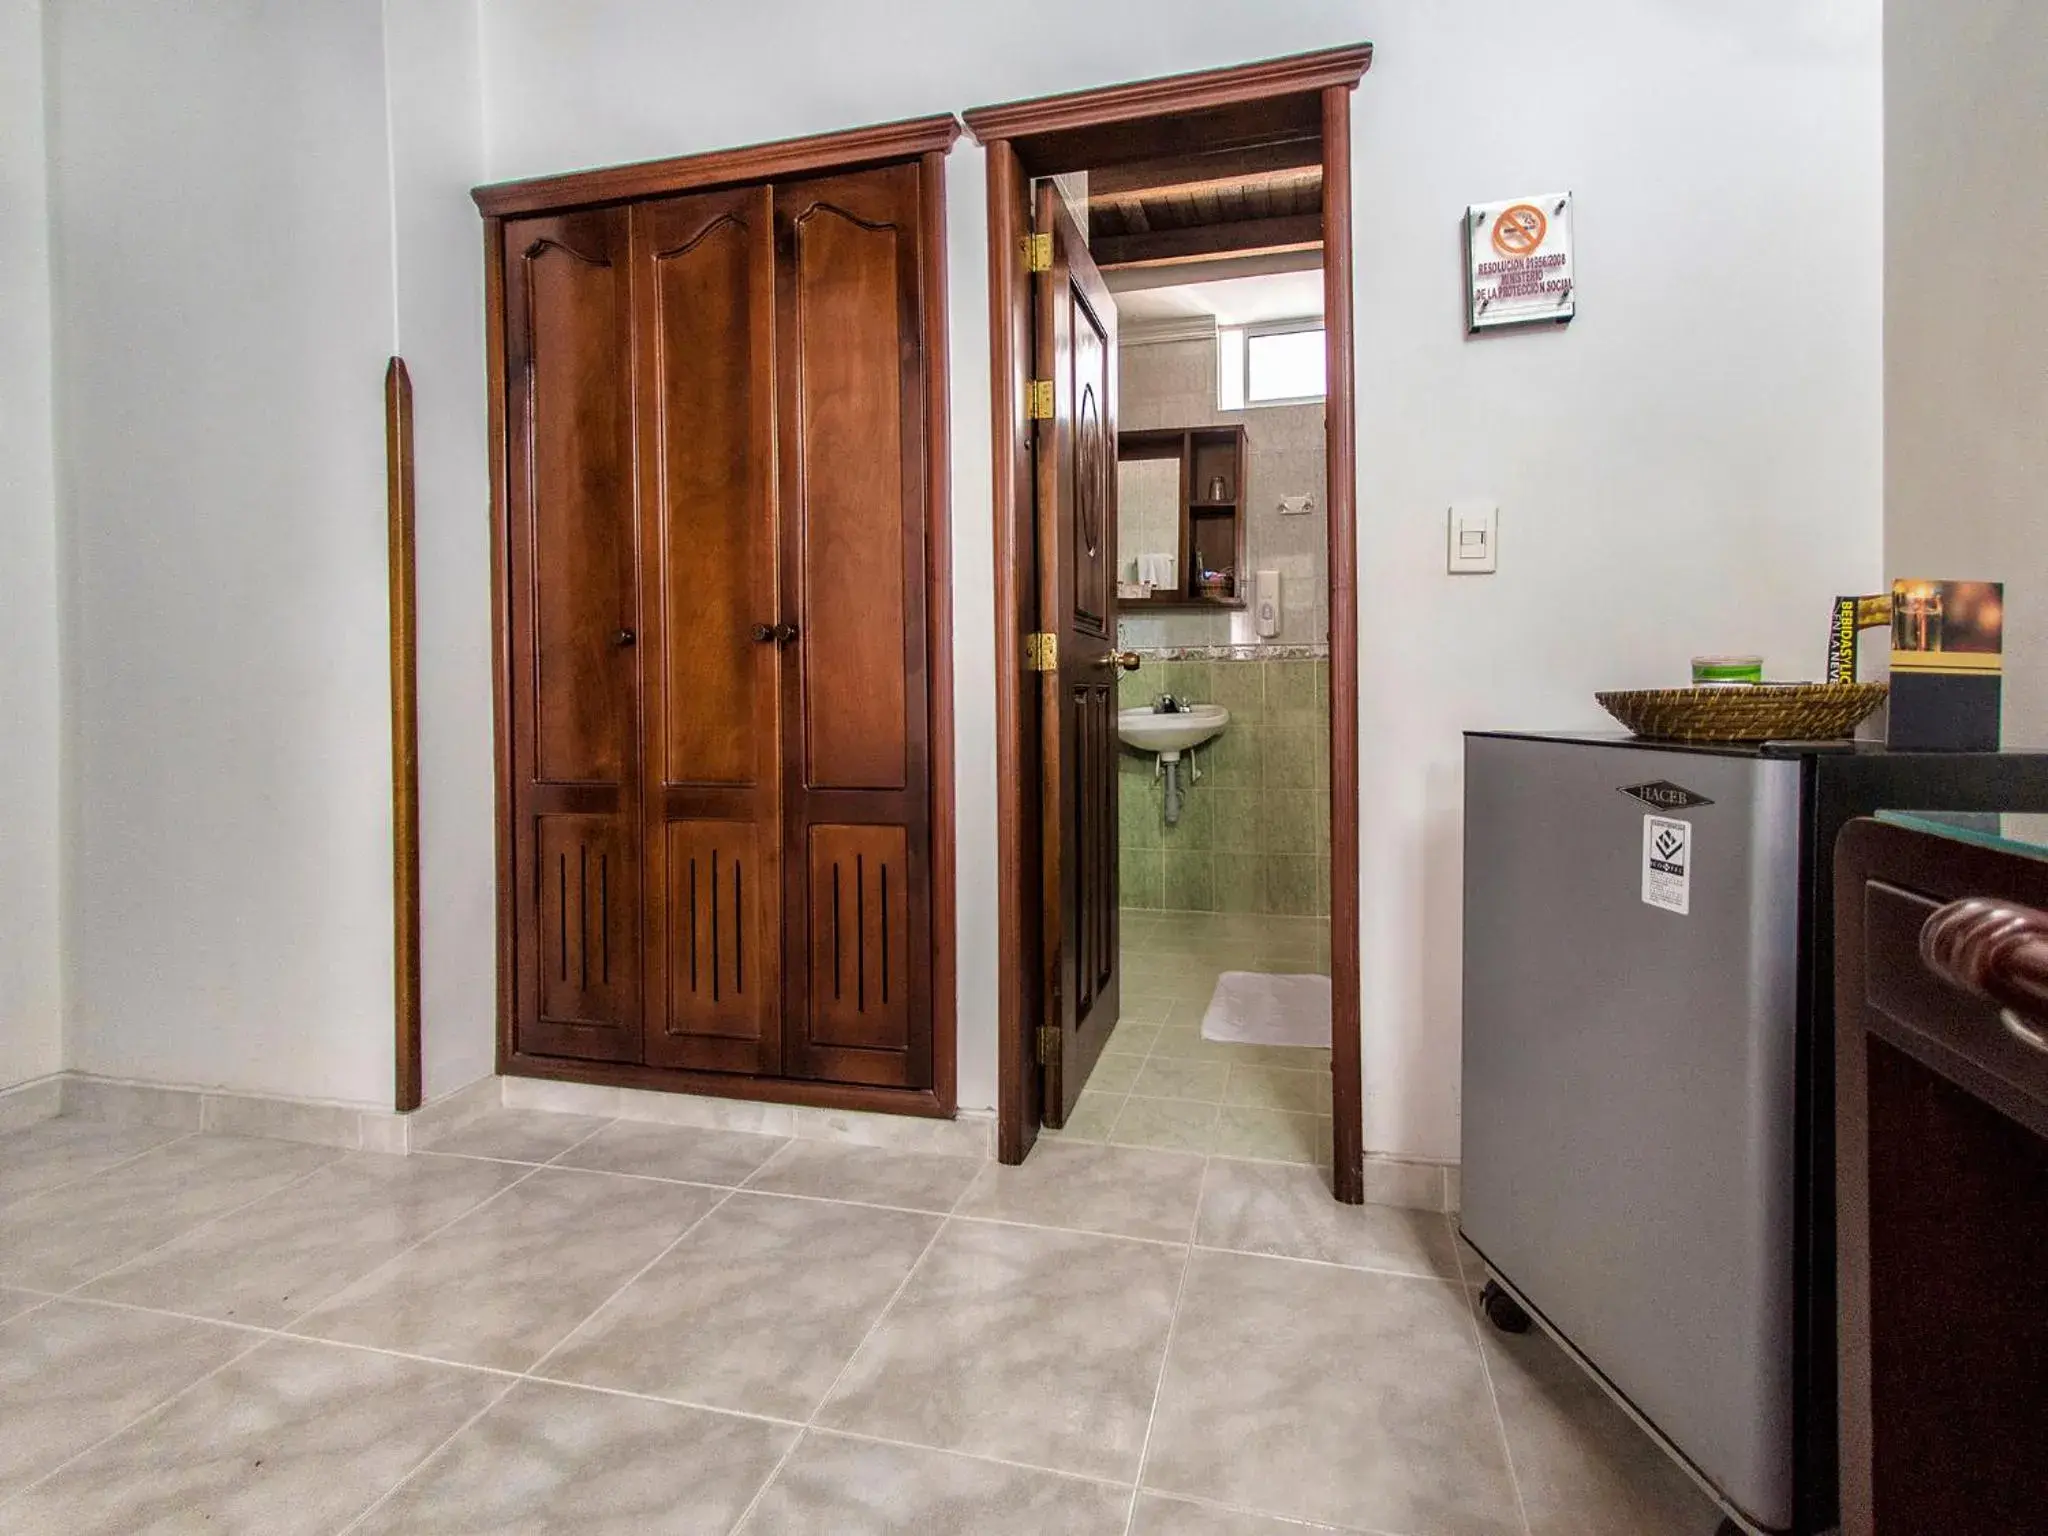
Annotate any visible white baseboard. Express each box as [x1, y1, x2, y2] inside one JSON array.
[[1363, 1153, 1462, 1213], [0, 1075, 65, 1135]]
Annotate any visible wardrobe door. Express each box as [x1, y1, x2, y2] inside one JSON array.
[[631, 187, 785, 1075], [503, 207, 643, 1064], [773, 161, 933, 1090]]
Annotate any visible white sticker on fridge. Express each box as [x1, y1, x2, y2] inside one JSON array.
[[1642, 815, 1692, 914]]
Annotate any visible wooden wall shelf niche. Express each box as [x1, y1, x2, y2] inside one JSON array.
[[1117, 424, 1248, 605]]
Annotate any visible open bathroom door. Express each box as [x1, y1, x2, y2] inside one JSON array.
[[1032, 183, 1128, 1127]]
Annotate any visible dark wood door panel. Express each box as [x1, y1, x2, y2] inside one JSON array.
[[650, 819, 778, 1073], [777, 163, 924, 795], [504, 207, 640, 1066], [632, 187, 783, 1076], [1034, 184, 1121, 1124], [806, 824, 912, 1051], [527, 814, 640, 1062]]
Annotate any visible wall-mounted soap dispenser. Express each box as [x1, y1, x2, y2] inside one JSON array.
[[1255, 569, 1282, 638]]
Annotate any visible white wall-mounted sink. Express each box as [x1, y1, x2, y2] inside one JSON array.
[[1117, 704, 1230, 758]]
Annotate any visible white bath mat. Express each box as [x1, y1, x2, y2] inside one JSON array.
[[1200, 971, 1333, 1049]]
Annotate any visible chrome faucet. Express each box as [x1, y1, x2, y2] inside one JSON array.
[[1153, 694, 1186, 714]]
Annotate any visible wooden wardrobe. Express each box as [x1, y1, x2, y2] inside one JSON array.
[[475, 117, 958, 1116]]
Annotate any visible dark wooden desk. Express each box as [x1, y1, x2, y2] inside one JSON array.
[[1834, 816, 2048, 1536]]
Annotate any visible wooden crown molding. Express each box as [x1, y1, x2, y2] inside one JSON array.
[[961, 44, 1372, 145], [473, 113, 962, 218]]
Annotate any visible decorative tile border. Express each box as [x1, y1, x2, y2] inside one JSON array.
[[1129, 643, 1330, 661]]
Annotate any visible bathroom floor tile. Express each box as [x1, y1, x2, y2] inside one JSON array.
[[738, 1431, 1130, 1535], [1209, 1105, 1324, 1166], [1109, 1096, 1218, 1154], [1102, 1022, 1162, 1057], [1131, 1058, 1230, 1103], [1041, 1091, 1125, 1144], [352, 1380, 794, 1536], [0, 1119, 185, 1211], [541, 1191, 937, 1419], [1223, 1065, 1331, 1116], [0, 1300, 252, 1498], [954, 1138, 1204, 1243], [0, 1336, 504, 1536], [418, 1109, 612, 1164], [0, 1135, 343, 1291], [1143, 1249, 1520, 1534], [81, 1152, 527, 1327], [1128, 1495, 1356, 1534], [288, 1167, 721, 1371], [550, 1119, 787, 1186], [817, 1220, 1184, 1479], [1196, 1159, 1460, 1278]]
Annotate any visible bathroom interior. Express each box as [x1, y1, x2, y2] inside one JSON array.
[[1056, 251, 1338, 1166]]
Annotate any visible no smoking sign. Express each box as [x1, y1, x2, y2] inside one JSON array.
[[1465, 191, 1575, 332]]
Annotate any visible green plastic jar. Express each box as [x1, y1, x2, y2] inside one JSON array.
[[1691, 654, 1765, 686]]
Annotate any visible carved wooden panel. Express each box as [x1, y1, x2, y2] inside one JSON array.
[[783, 170, 917, 792], [658, 820, 775, 1064], [1069, 290, 1113, 638], [645, 192, 778, 789], [531, 814, 640, 1061], [1073, 682, 1116, 1014], [517, 225, 635, 787], [805, 824, 912, 1054]]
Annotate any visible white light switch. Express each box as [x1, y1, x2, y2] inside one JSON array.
[[1447, 502, 1498, 574]]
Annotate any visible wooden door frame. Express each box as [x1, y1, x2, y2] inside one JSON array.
[[965, 45, 1372, 1200], [474, 114, 963, 1119]]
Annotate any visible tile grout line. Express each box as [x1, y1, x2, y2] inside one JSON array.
[[329, 1372, 523, 1536], [1118, 1157, 1208, 1536], [722, 1210, 956, 1536]]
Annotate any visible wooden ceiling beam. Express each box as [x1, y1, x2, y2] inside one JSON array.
[[1088, 138, 1322, 202], [1092, 212, 1322, 269]]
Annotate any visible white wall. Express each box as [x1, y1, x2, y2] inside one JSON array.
[[481, 0, 1884, 1149], [384, 0, 496, 1100], [1884, 0, 2047, 747], [0, 0, 63, 1092], [48, 0, 401, 1106]]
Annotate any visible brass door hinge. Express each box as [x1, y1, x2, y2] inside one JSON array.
[[1035, 1025, 1061, 1066], [1022, 232, 1052, 272], [1026, 379, 1055, 420], [1024, 632, 1058, 672]]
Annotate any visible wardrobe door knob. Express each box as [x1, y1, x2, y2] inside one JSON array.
[[774, 622, 800, 646], [613, 628, 636, 648], [751, 623, 776, 643]]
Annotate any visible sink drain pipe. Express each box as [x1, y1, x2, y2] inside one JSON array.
[[1159, 747, 1200, 826]]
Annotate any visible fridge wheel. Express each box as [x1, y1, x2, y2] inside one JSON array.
[[1480, 1279, 1533, 1334]]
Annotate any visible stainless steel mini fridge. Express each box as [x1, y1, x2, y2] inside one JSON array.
[[1460, 731, 2048, 1536]]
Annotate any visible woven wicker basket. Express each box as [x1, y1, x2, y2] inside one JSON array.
[[1595, 682, 1888, 743]]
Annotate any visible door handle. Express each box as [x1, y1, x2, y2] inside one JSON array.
[[1097, 650, 1141, 672], [773, 622, 800, 646], [613, 628, 636, 648], [752, 623, 776, 643], [1919, 895, 2048, 1036]]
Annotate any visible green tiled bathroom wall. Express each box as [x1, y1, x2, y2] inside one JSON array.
[[1118, 657, 1332, 915]]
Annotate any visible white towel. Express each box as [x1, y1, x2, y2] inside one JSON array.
[[1137, 553, 1176, 590]]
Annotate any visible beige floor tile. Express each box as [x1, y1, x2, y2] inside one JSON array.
[[0, 1300, 251, 1497], [1109, 1096, 1218, 1155], [1118, 995, 1178, 1026], [817, 1220, 1184, 1480], [1131, 1058, 1230, 1103], [541, 1191, 937, 1419], [1196, 1159, 1460, 1279], [82, 1152, 526, 1328], [1210, 1106, 1323, 1165], [1084, 1055, 1144, 1095], [419, 1109, 612, 1164], [0, 1336, 504, 1536], [1224, 1065, 1332, 1115], [0, 1120, 185, 1211], [954, 1139, 1204, 1243], [1476, 1292, 1726, 1536], [1043, 1091, 1124, 1144], [550, 1119, 787, 1186], [737, 1431, 1129, 1535], [1129, 1495, 1354, 1534], [0, 1290, 43, 1327], [1146, 1030, 1243, 1065], [1103, 1023, 1161, 1058], [353, 1380, 794, 1535], [742, 1140, 982, 1213], [1143, 1250, 1521, 1534], [289, 1168, 721, 1371], [0, 1135, 343, 1291]]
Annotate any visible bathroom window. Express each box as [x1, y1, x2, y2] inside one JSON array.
[[1217, 321, 1326, 410]]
